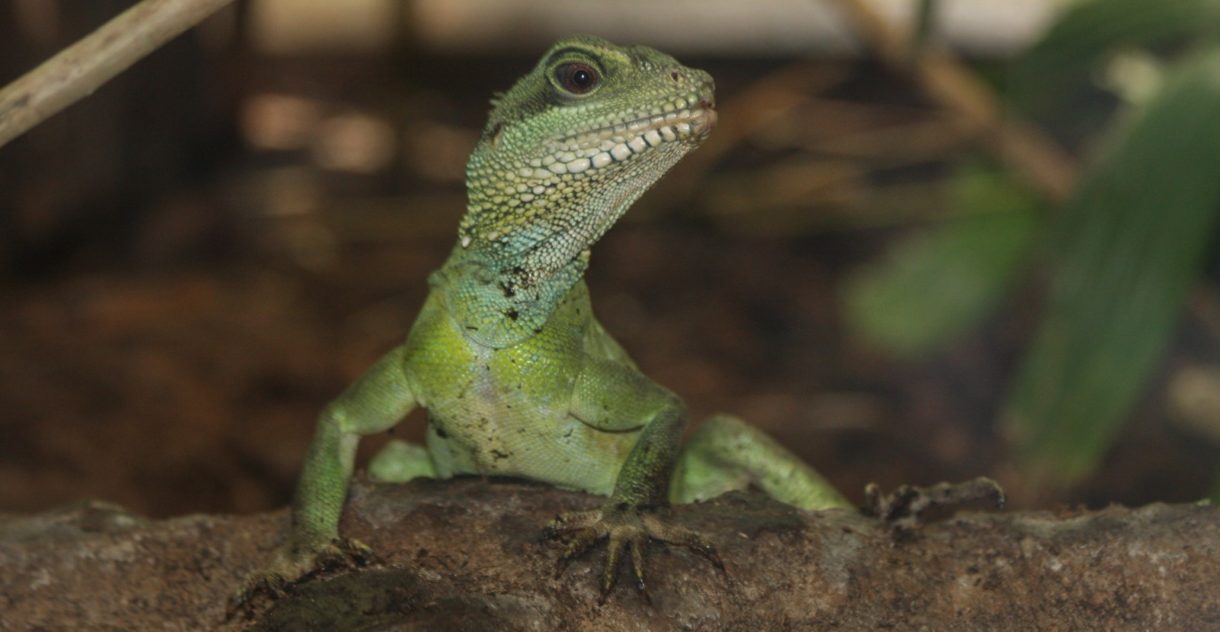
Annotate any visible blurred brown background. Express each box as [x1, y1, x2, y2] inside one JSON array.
[[2, 0, 1218, 518]]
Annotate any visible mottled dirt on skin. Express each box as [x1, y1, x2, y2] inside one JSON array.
[[1, 478, 1217, 630]]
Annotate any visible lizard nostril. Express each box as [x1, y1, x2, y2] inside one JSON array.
[[670, 71, 680, 82]]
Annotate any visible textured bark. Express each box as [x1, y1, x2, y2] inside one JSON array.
[[1, 478, 1218, 630]]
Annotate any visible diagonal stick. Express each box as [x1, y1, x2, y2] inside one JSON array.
[[0, 0, 236, 149]]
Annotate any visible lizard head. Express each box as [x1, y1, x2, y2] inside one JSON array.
[[458, 35, 716, 285]]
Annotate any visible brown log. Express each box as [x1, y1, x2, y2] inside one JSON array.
[[1, 478, 1217, 630]]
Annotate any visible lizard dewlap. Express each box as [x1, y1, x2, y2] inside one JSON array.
[[240, 35, 846, 602]]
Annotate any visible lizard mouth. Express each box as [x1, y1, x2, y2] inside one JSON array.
[[692, 105, 718, 134], [569, 104, 716, 146], [527, 104, 717, 177]]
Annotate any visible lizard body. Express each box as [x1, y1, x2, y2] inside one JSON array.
[[254, 35, 848, 599]]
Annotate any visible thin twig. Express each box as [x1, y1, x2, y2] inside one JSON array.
[[834, 0, 1078, 202], [0, 0, 236, 149]]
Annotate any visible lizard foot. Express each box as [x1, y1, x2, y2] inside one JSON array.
[[863, 476, 1005, 531], [546, 504, 724, 602], [227, 537, 379, 620]]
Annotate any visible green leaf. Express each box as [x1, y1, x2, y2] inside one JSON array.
[[1008, 0, 1220, 113], [1003, 49, 1220, 485], [843, 166, 1040, 356]]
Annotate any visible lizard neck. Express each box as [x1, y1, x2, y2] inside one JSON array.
[[434, 150, 654, 349], [454, 151, 646, 290], [431, 237, 590, 350], [440, 237, 591, 311], [447, 130, 679, 298]]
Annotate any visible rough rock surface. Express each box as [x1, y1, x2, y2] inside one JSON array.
[[1, 478, 1218, 630]]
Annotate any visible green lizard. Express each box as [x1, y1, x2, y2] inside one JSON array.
[[249, 34, 850, 599]]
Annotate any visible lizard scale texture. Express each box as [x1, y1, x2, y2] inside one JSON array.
[[240, 35, 846, 605]]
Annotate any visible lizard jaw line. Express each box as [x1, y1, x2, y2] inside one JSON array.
[[557, 106, 715, 148], [523, 107, 716, 178]]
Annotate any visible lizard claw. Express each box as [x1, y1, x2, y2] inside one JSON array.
[[601, 527, 630, 598], [629, 536, 648, 597], [640, 512, 725, 573], [227, 537, 380, 621], [863, 476, 1005, 531], [546, 503, 723, 601], [551, 527, 601, 579]]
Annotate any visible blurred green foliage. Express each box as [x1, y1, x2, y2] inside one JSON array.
[[1010, 0, 1220, 114], [1005, 49, 1220, 484], [844, 167, 1038, 356], [844, 0, 1220, 490]]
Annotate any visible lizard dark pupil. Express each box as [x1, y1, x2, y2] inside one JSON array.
[[557, 63, 599, 94]]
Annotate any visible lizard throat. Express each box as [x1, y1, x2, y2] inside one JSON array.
[[459, 105, 715, 251]]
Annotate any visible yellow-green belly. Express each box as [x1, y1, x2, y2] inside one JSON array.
[[401, 289, 636, 496]]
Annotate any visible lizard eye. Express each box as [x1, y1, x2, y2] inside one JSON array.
[[554, 62, 600, 95]]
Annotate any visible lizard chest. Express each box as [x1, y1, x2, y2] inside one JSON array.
[[401, 288, 628, 490]]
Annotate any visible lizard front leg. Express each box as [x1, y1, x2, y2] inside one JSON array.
[[236, 345, 417, 606], [671, 414, 849, 510], [547, 358, 722, 598]]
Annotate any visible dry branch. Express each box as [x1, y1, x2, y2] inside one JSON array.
[[0, 0, 235, 149], [835, 0, 1079, 202], [2, 478, 1217, 630]]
